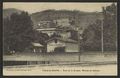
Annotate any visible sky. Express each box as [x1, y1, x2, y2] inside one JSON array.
[[3, 2, 116, 14]]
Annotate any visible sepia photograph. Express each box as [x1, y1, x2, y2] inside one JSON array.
[[3, 2, 117, 76]]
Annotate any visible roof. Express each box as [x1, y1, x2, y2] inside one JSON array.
[[32, 42, 43, 47], [36, 28, 56, 31], [46, 37, 78, 43], [36, 27, 73, 32], [36, 28, 65, 31]]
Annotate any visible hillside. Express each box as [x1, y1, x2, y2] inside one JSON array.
[[3, 9, 103, 29], [3, 8, 22, 19], [31, 9, 103, 29]]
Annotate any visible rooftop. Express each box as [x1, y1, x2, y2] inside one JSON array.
[[36, 28, 56, 31], [46, 37, 78, 43], [32, 42, 43, 47]]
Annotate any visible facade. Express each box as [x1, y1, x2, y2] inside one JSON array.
[[46, 37, 79, 53], [60, 31, 71, 39]]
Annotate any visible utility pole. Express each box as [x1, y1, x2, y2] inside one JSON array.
[[74, 15, 83, 62], [101, 7, 104, 53], [77, 27, 83, 62], [77, 27, 80, 62], [101, 18, 104, 53]]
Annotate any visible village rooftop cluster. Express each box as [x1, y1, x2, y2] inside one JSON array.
[[32, 18, 82, 53]]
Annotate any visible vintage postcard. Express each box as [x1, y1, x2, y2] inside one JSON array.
[[3, 2, 117, 76]]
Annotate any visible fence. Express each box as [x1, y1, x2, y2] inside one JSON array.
[[3, 52, 117, 66]]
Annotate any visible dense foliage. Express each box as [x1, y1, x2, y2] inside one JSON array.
[[82, 3, 117, 51], [3, 12, 34, 53], [34, 31, 49, 45], [103, 3, 117, 51], [82, 20, 102, 51]]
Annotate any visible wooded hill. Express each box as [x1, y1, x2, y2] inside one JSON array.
[[3, 8, 22, 19], [3, 9, 103, 29], [31, 9, 103, 29]]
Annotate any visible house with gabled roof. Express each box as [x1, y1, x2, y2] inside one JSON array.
[[32, 42, 44, 53]]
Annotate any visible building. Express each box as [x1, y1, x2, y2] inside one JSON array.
[[53, 18, 71, 27], [59, 31, 71, 39], [37, 20, 52, 28], [36, 28, 58, 36], [36, 27, 72, 38], [32, 42, 44, 53], [46, 37, 79, 53]]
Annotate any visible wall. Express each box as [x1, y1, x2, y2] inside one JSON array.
[[65, 43, 79, 52], [60, 32, 71, 39], [47, 40, 65, 52], [3, 52, 117, 62]]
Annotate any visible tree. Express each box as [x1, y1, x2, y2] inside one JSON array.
[[34, 31, 49, 45], [82, 3, 117, 52], [70, 30, 78, 41], [3, 18, 11, 53], [82, 19, 102, 51], [3, 11, 34, 53], [103, 3, 117, 51]]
